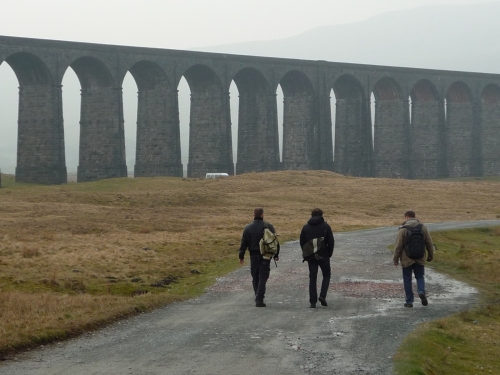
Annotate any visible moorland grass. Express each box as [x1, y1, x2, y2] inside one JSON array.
[[393, 227, 500, 374], [1, 171, 500, 357]]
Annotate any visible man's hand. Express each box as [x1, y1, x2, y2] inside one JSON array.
[[274, 256, 279, 262], [394, 260, 399, 267], [426, 257, 433, 262], [239, 259, 244, 265]]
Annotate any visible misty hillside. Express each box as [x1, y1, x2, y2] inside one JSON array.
[[194, 2, 500, 74]]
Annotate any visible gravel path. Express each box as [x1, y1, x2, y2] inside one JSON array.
[[2, 220, 499, 375]]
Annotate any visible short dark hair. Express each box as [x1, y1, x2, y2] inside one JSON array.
[[405, 210, 416, 218], [254, 207, 264, 218], [311, 208, 323, 217]]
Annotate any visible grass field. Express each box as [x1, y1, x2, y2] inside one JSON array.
[[1, 171, 500, 358], [393, 227, 500, 374]]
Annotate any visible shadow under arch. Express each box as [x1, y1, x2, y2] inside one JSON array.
[[233, 67, 279, 174], [332, 74, 371, 177], [5, 52, 66, 184], [279, 70, 319, 170], [371, 77, 409, 178], [409, 79, 445, 179], [445, 81, 478, 177], [69, 56, 127, 182], [480, 83, 500, 176], [183, 64, 232, 178], [128, 60, 182, 177]]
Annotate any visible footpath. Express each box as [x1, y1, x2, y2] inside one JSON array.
[[2, 220, 499, 375]]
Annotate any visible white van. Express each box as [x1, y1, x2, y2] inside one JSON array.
[[205, 173, 229, 179]]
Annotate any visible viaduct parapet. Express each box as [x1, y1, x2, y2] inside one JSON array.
[[1, 35, 499, 183]]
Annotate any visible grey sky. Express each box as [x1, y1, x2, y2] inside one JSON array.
[[0, 0, 495, 175], [0, 0, 490, 49]]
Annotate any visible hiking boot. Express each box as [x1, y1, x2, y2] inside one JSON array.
[[419, 293, 428, 306], [318, 297, 328, 306], [404, 303, 413, 308], [256, 302, 266, 307], [310, 304, 316, 308]]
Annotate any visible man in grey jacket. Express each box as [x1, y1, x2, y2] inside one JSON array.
[[393, 210, 434, 308], [239, 208, 280, 307]]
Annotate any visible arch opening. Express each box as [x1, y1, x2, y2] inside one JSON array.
[[122, 72, 138, 177], [61, 67, 81, 180], [0, 62, 19, 175], [178, 76, 190, 177], [330, 88, 336, 161]]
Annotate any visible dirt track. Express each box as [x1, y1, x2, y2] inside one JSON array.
[[2, 220, 499, 375]]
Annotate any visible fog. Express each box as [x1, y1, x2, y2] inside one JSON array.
[[0, 0, 496, 175]]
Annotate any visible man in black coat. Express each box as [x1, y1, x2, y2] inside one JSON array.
[[300, 208, 335, 308], [239, 207, 280, 307]]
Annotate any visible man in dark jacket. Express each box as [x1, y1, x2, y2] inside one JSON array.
[[239, 207, 280, 307], [393, 210, 434, 308], [300, 208, 335, 308]]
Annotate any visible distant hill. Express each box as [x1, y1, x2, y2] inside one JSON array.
[[193, 2, 500, 74]]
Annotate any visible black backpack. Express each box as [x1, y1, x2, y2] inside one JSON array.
[[402, 224, 426, 259], [302, 225, 328, 261]]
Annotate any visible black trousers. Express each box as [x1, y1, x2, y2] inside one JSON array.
[[307, 257, 331, 305], [250, 254, 271, 303]]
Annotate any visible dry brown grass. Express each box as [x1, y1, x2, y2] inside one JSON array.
[[1, 170, 500, 356]]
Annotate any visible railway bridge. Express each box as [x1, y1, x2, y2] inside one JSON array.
[[1, 35, 499, 184]]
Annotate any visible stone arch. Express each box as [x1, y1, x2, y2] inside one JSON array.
[[481, 84, 500, 175], [446, 81, 472, 104], [408, 79, 444, 178], [5, 52, 52, 86], [332, 74, 371, 176], [279, 70, 314, 96], [5, 52, 66, 184], [70, 56, 114, 89], [410, 79, 439, 102], [372, 77, 408, 178], [182, 64, 232, 177], [232, 67, 279, 174], [128, 61, 181, 177], [279, 70, 319, 170], [183, 64, 223, 93], [128, 60, 170, 90], [373, 77, 403, 101], [481, 84, 500, 106], [445, 81, 476, 177], [67, 56, 126, 182]]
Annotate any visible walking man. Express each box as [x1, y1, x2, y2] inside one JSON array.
[[393, 210, 434, 308], [239, 207, 280, 307], [300, 208, 335, 308]]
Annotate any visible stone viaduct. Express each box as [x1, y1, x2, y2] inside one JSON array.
[[1, 35, 499, 184]]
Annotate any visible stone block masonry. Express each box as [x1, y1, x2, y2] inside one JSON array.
[[1, 35, 499, 184]]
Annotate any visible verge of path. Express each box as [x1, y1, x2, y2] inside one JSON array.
[[2, 220, 499, 375]]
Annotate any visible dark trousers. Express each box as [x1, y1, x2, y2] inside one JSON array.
[[402, 263, 425, 304], [250, 254, 270, 303], [307, 257, 331, 305]]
